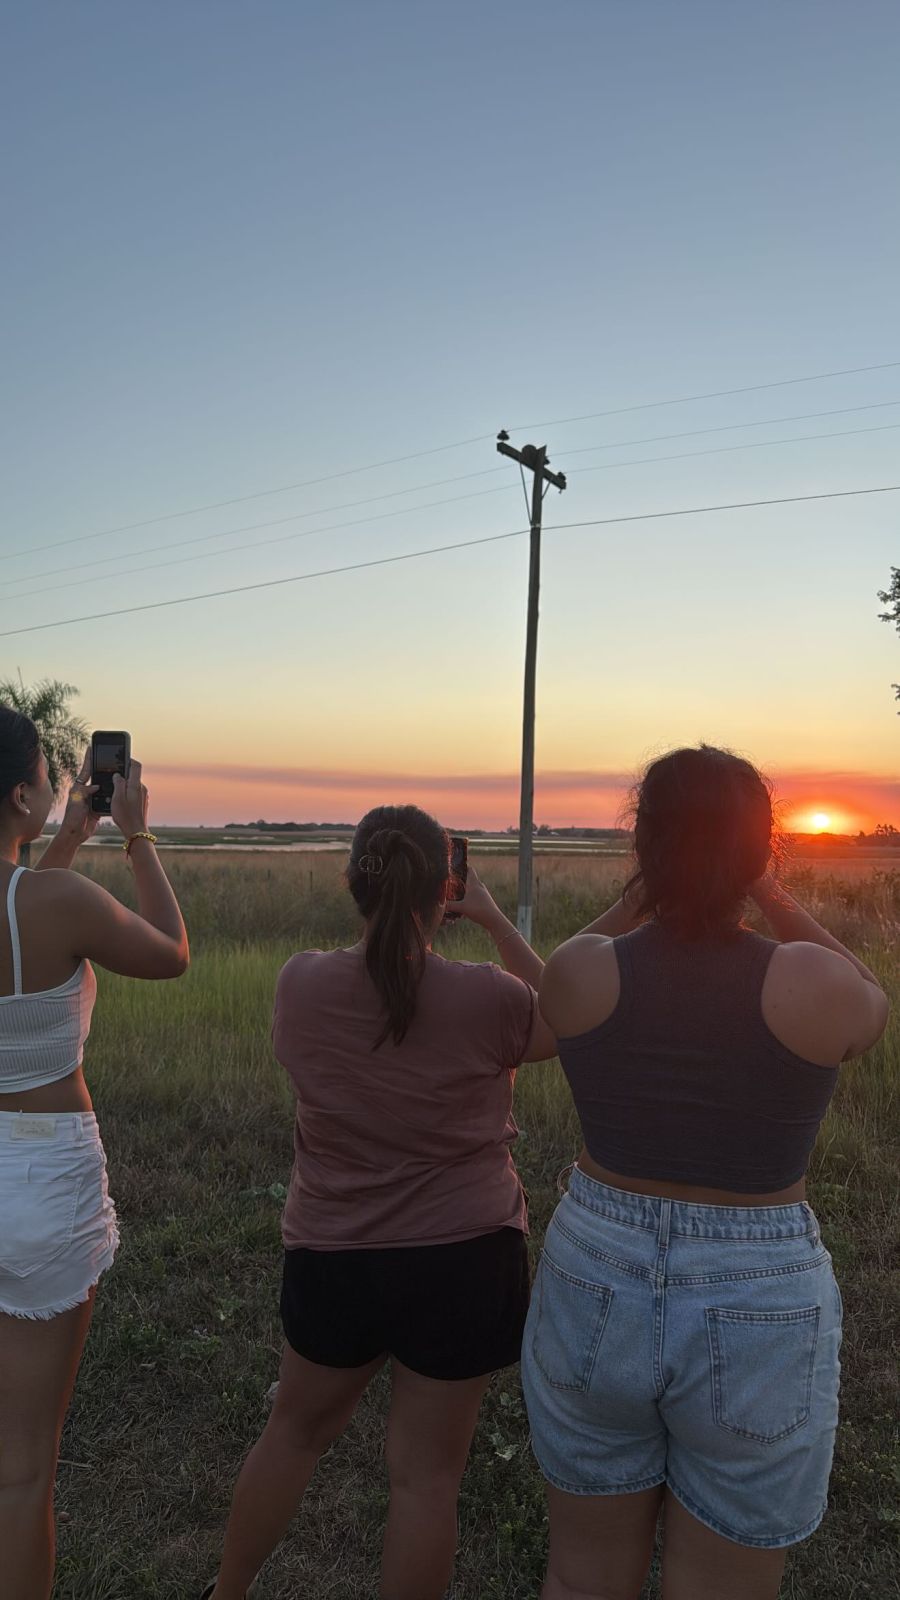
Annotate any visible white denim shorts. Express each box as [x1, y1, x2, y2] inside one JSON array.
[[0, 1110, 119, 1319]]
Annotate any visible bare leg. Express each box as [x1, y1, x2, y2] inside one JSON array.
[[209, 1343, 385, 1600], [379, 1358, 492, 1600], [0, 1294, 95, 1600], [660, 1491, 787, 1600], [539, 1481, 665, 1600]]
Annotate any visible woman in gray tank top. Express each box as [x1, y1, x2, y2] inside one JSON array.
[[522, 745, 888, 1600]]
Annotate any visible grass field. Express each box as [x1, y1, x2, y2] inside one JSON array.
[[49, 851, 899, 1599]]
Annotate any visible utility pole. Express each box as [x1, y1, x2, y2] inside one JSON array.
[[497, 431, 567, 942]]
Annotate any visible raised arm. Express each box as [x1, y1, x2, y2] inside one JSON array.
[[47, 758, 188, 979], [751, 873, 888, 1058], [446, 865, 557, 1061], [35, 748, 99, 871]]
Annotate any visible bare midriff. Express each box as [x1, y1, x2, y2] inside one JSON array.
[[0, 1067, 93, 1116], [577, 1148, 806, 1208]]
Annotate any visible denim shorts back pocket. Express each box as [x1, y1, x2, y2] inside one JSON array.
[[0, 1156, 86, 1279], [531, 1250, 613, 1392], [706, 1305, 821, 1444]]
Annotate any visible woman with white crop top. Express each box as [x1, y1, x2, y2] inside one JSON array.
[[0, 706, 189, 1600]]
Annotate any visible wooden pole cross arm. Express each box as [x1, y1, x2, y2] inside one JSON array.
[[496, 437, 567, 491]]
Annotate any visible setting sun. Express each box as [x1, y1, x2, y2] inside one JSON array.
[[810, 812, 832, 832]]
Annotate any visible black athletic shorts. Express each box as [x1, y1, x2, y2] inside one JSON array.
[[280, 1226, 531, 1381]]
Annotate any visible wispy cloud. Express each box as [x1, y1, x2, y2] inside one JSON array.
[[152, 762, 636, 794], [147, 761, 898, 829]]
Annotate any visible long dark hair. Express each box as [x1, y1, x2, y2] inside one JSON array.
[[0, 707, 41, 803], [347, 804, 450, 1047], [624, 745, 773, 939]]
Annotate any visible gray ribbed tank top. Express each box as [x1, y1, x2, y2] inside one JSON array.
[[557, 921, 839, 1192]]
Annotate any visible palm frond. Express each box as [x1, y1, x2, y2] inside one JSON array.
[[0, 677, 88, 797]]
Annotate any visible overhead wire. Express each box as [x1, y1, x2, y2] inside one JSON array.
[[2, 482, 896, 640], [1, 432, 499, 563], [513, 360, 900, 433], [2, 476, 511, 590], [8, 417, 899, 603], [571, 420, 900, 477], [6, 357, 898, 566], [3, 484, 519, 602], [8, 403, 896, 598], [561, 397, 900, 457]]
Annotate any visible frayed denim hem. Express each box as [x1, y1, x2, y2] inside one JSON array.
[[0, 1229, 119, 1321], [667, 1475, 827, 1549]]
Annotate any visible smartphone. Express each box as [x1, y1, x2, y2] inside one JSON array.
[[90, 731, 131, 815], [444, 835, 468, 922]]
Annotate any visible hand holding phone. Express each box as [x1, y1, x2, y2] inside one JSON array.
[[444, 859, 505, 930], [110, 757, 150, 840], [90, 731, 132, 815]]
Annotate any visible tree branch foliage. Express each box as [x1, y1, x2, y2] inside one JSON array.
[[877, 567, 900, 710]]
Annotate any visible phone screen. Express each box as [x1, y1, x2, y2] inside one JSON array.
[[449, 835, 468, 899], [444, 835, 468, 921], [93, 739, 127, 773], [91, 731, 131, 814]]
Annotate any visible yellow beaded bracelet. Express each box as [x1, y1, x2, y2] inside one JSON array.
[[123, 831, 158, 857]]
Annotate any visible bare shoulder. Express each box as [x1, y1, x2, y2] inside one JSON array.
[[540, 934, 620, 1038], [29, 867, 101, 913], [763, 941, 888, 1064], [767, 940, 866, 1000]]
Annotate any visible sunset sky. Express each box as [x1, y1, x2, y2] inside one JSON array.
[[2, 3, 898, 833]]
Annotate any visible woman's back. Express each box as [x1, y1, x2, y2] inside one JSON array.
[[557, 921, 838, 1194], [274, 946, 535, 1249], [0, 868, 97, 1094]]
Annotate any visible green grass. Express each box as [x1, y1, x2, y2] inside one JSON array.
[[52, 854, 899, 1598]]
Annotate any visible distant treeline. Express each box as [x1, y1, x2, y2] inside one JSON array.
[[224, 821, 634, 839], [224, 821, 354, 831], [223, 821, 899, 844]]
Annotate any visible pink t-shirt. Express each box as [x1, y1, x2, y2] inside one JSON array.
[[273, 947, 536, 1250]]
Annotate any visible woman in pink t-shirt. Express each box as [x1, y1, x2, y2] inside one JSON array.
[[202, 804, 556, 1600]]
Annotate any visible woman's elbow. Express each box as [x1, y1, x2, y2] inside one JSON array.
[[161, 944, 190, 978]]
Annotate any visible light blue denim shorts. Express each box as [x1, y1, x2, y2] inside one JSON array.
[[521, 1166, 842, 1549]]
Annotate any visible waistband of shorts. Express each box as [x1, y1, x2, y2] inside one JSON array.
[[561, 1163, 819, 1242], [0, 1109, 101, 1146]]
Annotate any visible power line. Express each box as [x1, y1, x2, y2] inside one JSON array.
[[513, 360, 900, 433], [7, 357, 897, 567], [2, 433, 498, 563], [543, 484, 900, 537], [4, 483, 518, 602], [12, 407, 900, 596], [571, 420, 900, 477], [2, 477, 512, 590], [3, 482, 896, 640], [563, 397, 900, 457], [10, 417, 900, 605]]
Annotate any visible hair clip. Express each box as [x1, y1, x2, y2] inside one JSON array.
[[358, 853, 384, 876]]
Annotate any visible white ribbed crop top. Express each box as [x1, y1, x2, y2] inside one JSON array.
[[0, 867, 97, 1093]]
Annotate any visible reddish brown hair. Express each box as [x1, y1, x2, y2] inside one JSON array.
[[624, 745, 773, 939]]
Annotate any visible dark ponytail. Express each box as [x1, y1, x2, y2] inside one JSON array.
[[0, 706, 41, 802], [348, 805, 450, 1047]]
